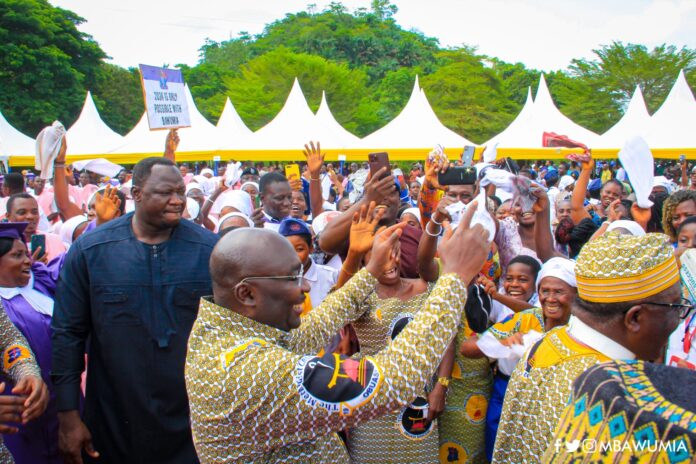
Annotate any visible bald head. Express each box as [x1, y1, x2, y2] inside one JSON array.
[[210, 228, 298, 292]]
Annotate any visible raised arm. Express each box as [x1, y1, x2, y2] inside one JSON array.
[[52, 137, 84, 220], [334, 202, 384, 289], [163, 129, 179, 162], [417, 195, 456, 282], [318, 169, 395, 255], [532, 188, 562, 262], [303, 142, 326, 220], [570, 158, 593, 224]]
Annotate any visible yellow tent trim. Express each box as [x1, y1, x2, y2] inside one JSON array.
[[8, 147, 696, 167]]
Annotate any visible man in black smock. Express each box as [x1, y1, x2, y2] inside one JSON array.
[[51, 157, 219, 463]]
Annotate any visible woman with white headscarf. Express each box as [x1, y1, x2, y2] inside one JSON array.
[[460, 257, 577, 461]]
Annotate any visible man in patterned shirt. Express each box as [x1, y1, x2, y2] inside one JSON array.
[[186, 206, 491, 463]]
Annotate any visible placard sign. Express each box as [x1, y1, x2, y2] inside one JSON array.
[[139, 64, 191, 130]]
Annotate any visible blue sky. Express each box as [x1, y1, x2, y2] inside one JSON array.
[[50, 0, 696, 71]]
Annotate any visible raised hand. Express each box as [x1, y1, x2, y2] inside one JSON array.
[[95, 184, 122, 225], [56, 135, 67, 165], [164, 129, 180, 158], [630, 203, 651, 231], [303, 141, 324, 178], [250, 207, 265, 228], [531, 187, 550, 214], [433, 194, 457, 224], [349, 202, 385, 255], [363, 167, 395, 206], [424, 154, 447, 190], [30, 246, 48, 265], [12, 375, 48, 423], [607, 199, 623, 222], [438, 201, 490, 283], [287, 174, 302, 191], [365, 222, 406, 279], [477, 274, 498, 298]]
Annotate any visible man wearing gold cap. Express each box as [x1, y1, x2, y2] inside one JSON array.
[[493, 232, 684, 463]]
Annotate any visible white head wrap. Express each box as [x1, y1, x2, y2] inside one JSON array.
[[211, 189, 253, 217], [60, 215, 88, 246], [606, 220, 645, 237], [185, 197, 200, 221], [218, 211, 254, 229], [558, 175, 575, 192], [400, 207, 421, 222], [240, 181, 259, 193], [536, 257, 577, 289], [200, 168, 214, 178], [652, 176, 672, 194], [185, 182, 203, 196]]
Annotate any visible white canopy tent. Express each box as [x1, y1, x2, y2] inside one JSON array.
[[109, 85, 217, 155], [486, 75, 599, 147], [359, 76, 473, 149], [645, 70, 696, 149], [216, 97, 253, 149], [0, 109, 35, 157], [66, 91, 124, 155], [314, 91, 361, 146], [597, 86, 652, 148]]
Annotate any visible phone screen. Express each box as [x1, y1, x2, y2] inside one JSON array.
[[461, 146, 476, 167], [30, 234, 46, 260]]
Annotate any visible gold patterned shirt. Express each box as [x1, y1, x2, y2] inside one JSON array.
[[185, 269, 467, 463]]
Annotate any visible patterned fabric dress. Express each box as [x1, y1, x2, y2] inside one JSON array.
[[348, 282, 439, 464], [544, 360, 696, 463], [438, 318, 492, 464], [492, 325, 611, 463]]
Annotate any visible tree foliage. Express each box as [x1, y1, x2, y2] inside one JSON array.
[[0, 0, 105, 136], [1, 1, 695, 144]]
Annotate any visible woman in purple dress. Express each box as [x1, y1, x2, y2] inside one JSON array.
[[0, 223, 59, 463]]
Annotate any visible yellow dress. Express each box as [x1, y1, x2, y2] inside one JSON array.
[[438, 318, 492, 463], [348, 282, 439, 464], [492, 326, 610, 463]]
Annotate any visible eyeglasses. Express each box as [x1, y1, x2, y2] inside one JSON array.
[[641, 298, 694, 319], [236, 263, 305, 288]]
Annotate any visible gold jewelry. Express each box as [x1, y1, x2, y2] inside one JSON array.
[[437, 377, 450, 388]]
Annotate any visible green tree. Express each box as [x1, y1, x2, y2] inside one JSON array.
[[569, 42, 696, 113], [422, 49, 518, 143], [91, 64, 143, 135], [224, 48, 372, 134], [0, 0, 105, 135]]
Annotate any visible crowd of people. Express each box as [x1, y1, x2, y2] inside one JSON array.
[[0, 129, 694, 464]]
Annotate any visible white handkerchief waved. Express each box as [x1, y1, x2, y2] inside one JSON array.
[[35, 121, 66, 180], [618, 136, 654, 209]]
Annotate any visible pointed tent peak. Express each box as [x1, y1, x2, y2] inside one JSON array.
[[526, 87, 534, 103], [534, 74, 556, 109], [624, 85, 649, 116], [76, 90, 101, 120], [280, 77, 314, 116], [317, 91, 329, 115], [183, 84, 215, 128], [667, 69, 696, 103], [216, 97, 252, 135], [413, 75, 420, 91]]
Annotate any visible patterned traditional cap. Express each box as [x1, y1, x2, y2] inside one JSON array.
[[575, 232, 679, 303]]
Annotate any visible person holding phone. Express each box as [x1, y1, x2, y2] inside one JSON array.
[[0, 222, 54, 463], [5, 193, 65, 262]]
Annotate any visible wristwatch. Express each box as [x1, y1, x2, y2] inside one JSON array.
[[437, 377, 450, 388]]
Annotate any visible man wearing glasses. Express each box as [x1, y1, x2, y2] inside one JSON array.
[[185, 205, 491, 463], [494, 232, 689, 463]]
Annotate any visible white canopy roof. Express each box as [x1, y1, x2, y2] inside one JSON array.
[[216, 97, 252, 149], [66, 91, 124, 155], [239, 78, 353, 150], [0, 109, 35, 156], [359, 76, 473, 149], [645, 70, 696, 149], [109, 85, 217, 155], [486, 75, 599, 147], [597, 86, 652, 148], [315, 91, 361, 146]]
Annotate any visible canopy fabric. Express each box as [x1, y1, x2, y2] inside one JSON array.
[[66, 91, 124, 155], [645, 70, 696, 149], [486, 75, 599, 148], [597, 86, 651, 148], [314, 91, 361, 146], [359, 76, 473, 150], [216, 97, 253, 149], [0, 109, 35, 157]]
